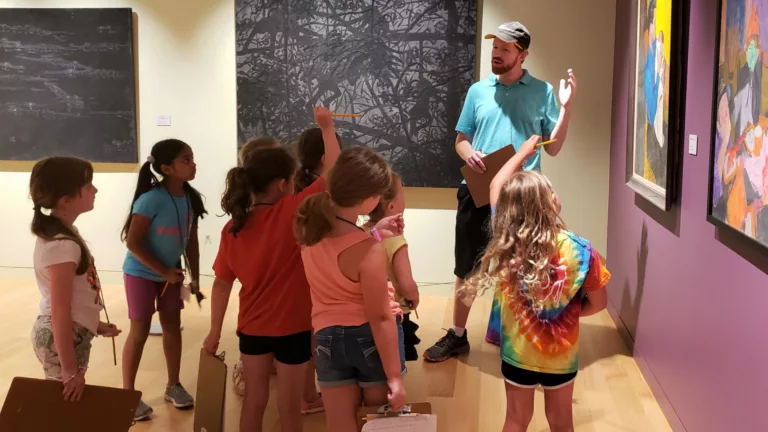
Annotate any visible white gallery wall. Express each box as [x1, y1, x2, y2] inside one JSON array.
[[0, 0, 615, 286]]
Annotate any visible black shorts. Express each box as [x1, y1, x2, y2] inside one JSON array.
[[238, 330, 312, 365], [454, 184, 492, 279], [502, 362, 577, 390]]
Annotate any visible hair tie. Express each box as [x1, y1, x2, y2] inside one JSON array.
[[146, 156, 155, 164]]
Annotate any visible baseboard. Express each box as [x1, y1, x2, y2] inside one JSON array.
[[605, 298, 687, 432]]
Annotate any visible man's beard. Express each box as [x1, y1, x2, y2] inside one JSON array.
[[491, 55, 520, 75]]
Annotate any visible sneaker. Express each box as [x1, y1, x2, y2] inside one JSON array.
[[164, 382, 194, 408], [301, 392, 325, 415], [423, 329, 470, 362], [133, 400, 153, 421], [233, 360, 245, 396]]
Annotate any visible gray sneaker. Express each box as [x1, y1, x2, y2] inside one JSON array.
[[164, 382, 194, 408], [133, 400, 153, 421]]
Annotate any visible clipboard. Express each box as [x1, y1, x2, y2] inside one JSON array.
[[0, 377, 141, 432], [358, 403, 435, 431], [193, 349, 228, 432], [460, 145, 517, 208]]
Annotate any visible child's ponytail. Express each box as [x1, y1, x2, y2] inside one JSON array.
[[294, 192, 335, 246], [294, 146, 394, 246], [221, 147, 297, 237], [120, 160, 158, 242], [221, 166, 252, 237]]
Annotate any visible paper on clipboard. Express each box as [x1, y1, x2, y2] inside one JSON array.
[[460, 145, 517, 208], [361, 414, 437, 431]]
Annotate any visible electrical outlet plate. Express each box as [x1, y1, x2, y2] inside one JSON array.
[[688, 134, 697, 155]]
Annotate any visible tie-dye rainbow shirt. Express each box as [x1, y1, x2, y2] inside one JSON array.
[[490, 231, 610, 374]]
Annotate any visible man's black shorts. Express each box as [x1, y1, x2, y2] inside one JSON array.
[[454, 184, 492, 280]]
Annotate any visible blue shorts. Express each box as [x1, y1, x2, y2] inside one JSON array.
[[314, 322, 405, 388], [396, 315, 406, 367]]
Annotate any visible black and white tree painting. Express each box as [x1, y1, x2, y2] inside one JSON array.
[[0, 8, 137, 163], [236, 0, 477, 187]]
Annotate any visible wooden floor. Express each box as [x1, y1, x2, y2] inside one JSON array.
[[0, 278, 670, 431]]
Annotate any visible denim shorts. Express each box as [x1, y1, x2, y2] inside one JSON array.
[[396, 315, 405, 366], [315, 322, 405, 388]]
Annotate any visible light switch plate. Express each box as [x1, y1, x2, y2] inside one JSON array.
[[688, 134, 697, 155], [157, 115, 171, 126]]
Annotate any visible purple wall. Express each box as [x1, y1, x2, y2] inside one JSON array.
[[608, 1, 768, 431]]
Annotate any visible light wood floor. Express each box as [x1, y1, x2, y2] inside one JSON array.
[[0, 279, 670, 431]]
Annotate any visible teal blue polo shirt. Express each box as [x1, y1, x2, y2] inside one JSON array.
[[455, 71, 560, 175]]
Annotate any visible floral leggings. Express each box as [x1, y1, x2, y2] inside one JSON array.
[[31, 315, 94, 380]]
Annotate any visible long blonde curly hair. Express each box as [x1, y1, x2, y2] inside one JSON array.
[[463, 171, 566, 310]]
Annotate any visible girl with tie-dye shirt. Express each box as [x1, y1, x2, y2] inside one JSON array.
[[464, 135, 610, 432]]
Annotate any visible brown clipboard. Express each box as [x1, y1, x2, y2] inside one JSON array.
[[358, 402, 433, 431], [460, 145, 517, 207], [0, 377, 141, 432], [193, 349, 228, 432]]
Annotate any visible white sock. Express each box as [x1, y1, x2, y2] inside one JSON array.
[[452, 326, 466, 337]]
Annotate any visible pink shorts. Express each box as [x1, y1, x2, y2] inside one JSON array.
[[124, 274, 184, 321]]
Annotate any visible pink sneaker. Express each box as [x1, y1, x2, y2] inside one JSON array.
[[301, 393, 325, 415]]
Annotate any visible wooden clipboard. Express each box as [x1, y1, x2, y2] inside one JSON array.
[[193, 349, 228, 432], [460, 145, 517, 207], [358, 403, 434, 431], [0, 377, 141, 432]]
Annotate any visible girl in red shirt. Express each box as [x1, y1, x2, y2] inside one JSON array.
[[204, 107, 340, 432]]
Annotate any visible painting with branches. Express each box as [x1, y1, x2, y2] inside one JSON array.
[[236, 0, 477, 187]]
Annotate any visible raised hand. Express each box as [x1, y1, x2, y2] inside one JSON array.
[[559, 69, 577, 109], [313, 106, 334, 129], [520, 135, 541, 158]]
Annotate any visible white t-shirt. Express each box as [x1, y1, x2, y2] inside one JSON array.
[[34, 237, 103, 335]]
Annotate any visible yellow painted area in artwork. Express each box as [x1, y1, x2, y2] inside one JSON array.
[[652, 0, 672, 63], [642, 125, 656, 184]]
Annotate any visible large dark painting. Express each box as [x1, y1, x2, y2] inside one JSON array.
[[236, 0, 477, 187], [708, 0, 768, 250], [0, 8, 137, 163]]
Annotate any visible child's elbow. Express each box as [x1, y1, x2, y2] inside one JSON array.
[[366, 309, 393, 325]]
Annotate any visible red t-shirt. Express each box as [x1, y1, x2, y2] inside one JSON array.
[[213, 178, 326, 337]]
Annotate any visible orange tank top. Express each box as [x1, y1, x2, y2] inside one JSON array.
[[301, 231, 372, 332]]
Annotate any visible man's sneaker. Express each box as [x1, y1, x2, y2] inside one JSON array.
[[423, 329, 470, 362], [133, 400, 153, 421], [164, 382, 194, 408], [301, 392, 325, 415]]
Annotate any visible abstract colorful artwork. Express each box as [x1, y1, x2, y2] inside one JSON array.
[[627, 0, 684, 210], [709, 0, 768, 247]]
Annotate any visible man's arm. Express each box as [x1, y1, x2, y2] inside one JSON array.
[[456, 133, 485, 173], [545, 108, 571, 156], [545, 70, 577, 157]]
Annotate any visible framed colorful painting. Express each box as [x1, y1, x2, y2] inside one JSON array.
[[626, 0, 686, 210], [708, 0, 768, 250]]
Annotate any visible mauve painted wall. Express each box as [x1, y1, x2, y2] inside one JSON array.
[[608, 1, 768, 431]]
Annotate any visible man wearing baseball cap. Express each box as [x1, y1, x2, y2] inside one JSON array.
[[424, 21, 577, 362]]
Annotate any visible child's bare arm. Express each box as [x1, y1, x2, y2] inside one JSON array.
[[360, 243, 402, 382], [392, 246, 419, 308], [489, 135, 542, 208], [314, 106, 341, 172], [581, 288, 607, 316], [48, 262, 80, 377]]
